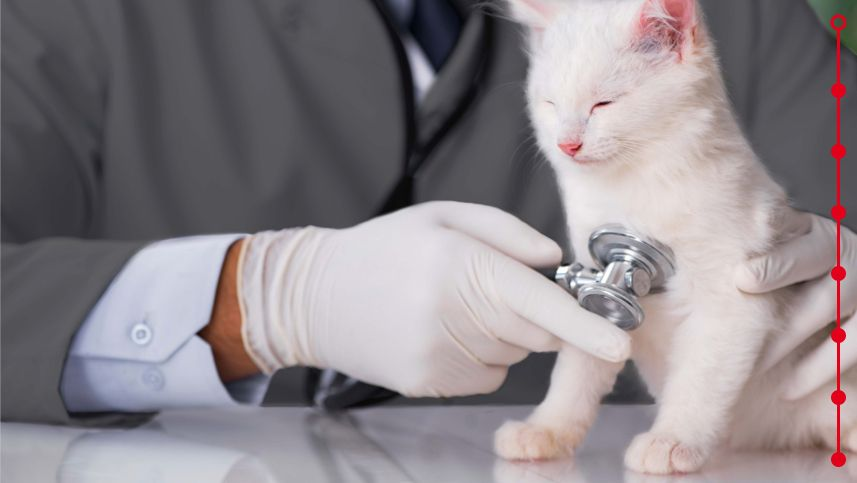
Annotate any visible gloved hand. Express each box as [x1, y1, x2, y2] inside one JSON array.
[[238, 201, 631, 398], [735, 210, 856, 400]]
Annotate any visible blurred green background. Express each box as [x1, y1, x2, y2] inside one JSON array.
[[809, 0, 857, 54]]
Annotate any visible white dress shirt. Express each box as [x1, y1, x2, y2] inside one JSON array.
[[60, 0, 438, 412], [60, 235, 272, 411]]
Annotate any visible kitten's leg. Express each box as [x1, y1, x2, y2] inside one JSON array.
[[624, 294, 771, 474], [495, 344, 624, 460]]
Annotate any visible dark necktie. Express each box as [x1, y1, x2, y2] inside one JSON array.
[[408, 0, 462, 69]]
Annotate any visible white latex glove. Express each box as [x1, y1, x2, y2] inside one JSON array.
[[238, 201, 631, 398], [735, 211, 856, 400]]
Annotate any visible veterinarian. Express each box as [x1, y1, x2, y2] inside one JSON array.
[[2, 0, 855, 425]]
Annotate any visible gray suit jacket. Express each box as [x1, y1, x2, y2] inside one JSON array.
[[2, 0, 854, 424]]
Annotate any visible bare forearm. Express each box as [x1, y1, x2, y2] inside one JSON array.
[[199, 238, 260, 382]]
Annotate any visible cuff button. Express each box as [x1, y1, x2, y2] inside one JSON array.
[[142, 367, 165, 390], [131, 323, 153, 346]]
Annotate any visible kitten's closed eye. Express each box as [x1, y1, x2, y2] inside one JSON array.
[[590, 100, 613, 113]]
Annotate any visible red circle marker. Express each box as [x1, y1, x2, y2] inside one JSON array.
[[832, 390, 847, 405], [832, 327, 847, 343], [832, 266, 847, 281], [832, 83, 847, 99], [832, 144, 847, 160], [832, 15, 847, 31], [832, 205, 847, 221], [832, 451, 847, 467]]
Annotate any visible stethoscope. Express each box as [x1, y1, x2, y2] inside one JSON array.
[[314, 223, 675, 411], [554, 225, 676, 331]]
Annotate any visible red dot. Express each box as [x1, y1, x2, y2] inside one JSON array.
[[832, 451, 847, 467], [832, 83, 847, 99], [832, 266, 847, 281], [832, 390, 846, 405], [832, 15, 847, 31], [832, 205, 847, 221], [832, 144, 847, 160], [832, 327, 847, 343]]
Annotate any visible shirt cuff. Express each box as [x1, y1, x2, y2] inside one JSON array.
[[61, 234, 269, 412]]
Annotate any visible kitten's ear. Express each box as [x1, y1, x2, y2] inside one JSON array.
[[504, 0, 560, 30], [635, 0, 699, 59]]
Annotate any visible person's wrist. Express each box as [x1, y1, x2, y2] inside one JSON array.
[[199, 238, 262, 382], [237, 227, 329, 373]]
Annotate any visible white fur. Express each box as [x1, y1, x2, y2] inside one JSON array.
[[496, 0, 856, 474]]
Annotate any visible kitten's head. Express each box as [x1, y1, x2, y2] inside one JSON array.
[[507, 0, 714, 170]]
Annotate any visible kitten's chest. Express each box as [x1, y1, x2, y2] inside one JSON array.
[[561, 179, 704, 396], [563, 190, 686, 266], [629, 291, 689, 396], [560, 173, 723, 276]]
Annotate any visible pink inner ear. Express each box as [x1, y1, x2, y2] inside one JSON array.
[[660, 0, 696, 30], [636, 0, 697, 54]]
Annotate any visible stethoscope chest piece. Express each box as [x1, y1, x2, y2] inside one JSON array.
[[555, 224, 676, 331]]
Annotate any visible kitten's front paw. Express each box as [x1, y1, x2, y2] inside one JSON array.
[[624, 431, 708, 475], [494, 420, 584, 461]]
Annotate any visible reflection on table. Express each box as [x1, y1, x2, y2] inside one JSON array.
[[2, 405, 853, 482]]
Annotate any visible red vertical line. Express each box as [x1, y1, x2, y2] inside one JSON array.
[[838, 277, 842, 328], [838, 223, 842, 267], [833, 19, 843, 463], [838, 99, 842, 146], [837, 31, 842, 82], [838, 159, 841, 201], [838, 99, 842, 205], [836, 105, 842, 148], [838, 331, 842, 387]]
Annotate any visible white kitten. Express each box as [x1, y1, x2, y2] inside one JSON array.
[[495, 0, 856, 474]]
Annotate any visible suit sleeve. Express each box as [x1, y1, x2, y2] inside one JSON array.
[[749, 0, 856, 230], [702, 0, 855, 230], [0, 0, 150, 424]]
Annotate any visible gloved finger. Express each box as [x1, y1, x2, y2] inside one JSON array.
[[735, 215, 835, 294], [469, 365, 511, 395], [493, 256, 631, 363], [420, 365, 509, 398], [464, 309, 563, 354], [759, 277, 836, 372], [496, 318, 562, 353], [438, 267, 559, 361], [424, 201, 562, 268], [782, 316, 855, 401], [442, 319, 531, 366]]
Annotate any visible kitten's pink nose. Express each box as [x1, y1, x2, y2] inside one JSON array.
[[558, 141, 583, 157]]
